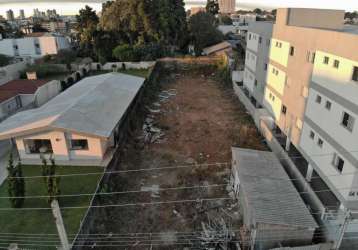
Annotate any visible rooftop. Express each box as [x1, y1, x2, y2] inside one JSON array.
[[0, 73, 145, 139], [232, 148, 318, 229], [0, 79, 49, 103], [203, 41, 232, 55]]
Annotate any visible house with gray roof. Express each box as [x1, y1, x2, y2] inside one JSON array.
[[231, 148, 318, 250], [0, 73, 145, 166]]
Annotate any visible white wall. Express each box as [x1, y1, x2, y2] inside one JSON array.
[[0, 61, 27, 85], [269, 38, 290, 67], [245, 50, 257, 72], [16, 38, 39, 58], [91, 61, 155, 71], [243, 67, 255, 93], [246, 31, 259, 53], [0, 39, 15, 57], [34, 80, 61, 107]]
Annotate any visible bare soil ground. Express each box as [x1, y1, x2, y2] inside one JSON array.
[[83, 65, 268, 249]]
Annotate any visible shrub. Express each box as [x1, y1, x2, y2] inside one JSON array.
[[0, 54, 13, 67], [113, 44, 140, 62], [22, 64, 67, 78]]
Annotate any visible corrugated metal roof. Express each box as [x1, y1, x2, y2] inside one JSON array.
[[0, 73, 145, 138], [232, 148, 318, 229], [203, 41, 232, 55]]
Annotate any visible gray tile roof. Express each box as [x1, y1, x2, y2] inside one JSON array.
[[232, 148, 318, 229], [0, 73, 145, 138]]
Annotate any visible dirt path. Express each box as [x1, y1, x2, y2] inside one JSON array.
[[84, 66, 267, 249]]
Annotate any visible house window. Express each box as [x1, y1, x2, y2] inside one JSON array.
[[333, 60, 340, 69], [315, 95, 322, 104], [323, 56, 329, 65], [70, 139, 89, 150], [332, 153, 344, 173], [352, 66, 358, 82], [325, 101, 332, 110], [341, 112, 355, 131], [309, 131, 315, 139], [281, 105, 287, 114], [317, 138, 324, 148], [289, 46, 295, 56], [24, 139, 53, 154]]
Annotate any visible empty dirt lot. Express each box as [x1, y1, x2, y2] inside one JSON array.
[[79, 63, 267, 249]]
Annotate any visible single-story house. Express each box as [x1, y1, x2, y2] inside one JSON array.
[[0, 79, 61, 121], [231, 148, 318, 250], [202, 41, 232, 56], [0, 73, 145, 166]]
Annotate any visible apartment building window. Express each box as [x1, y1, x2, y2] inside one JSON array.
[[281, 105, 287, 114], [264, 63, 267, 70], [309, 131, 315, 139], [13, 45, 18, 50], [341, 111, 355, 131], [332, 153, 344, 173], [352, 66, 358, 82], [289, 46, 295, 56], [259, 37, 262, 44], [315, 95, 322, 104], [275, 41, 282, 48], [272, 68, 279, 76], [323, 56, 329, 65], [249, 33, 252, 40], [254, 80, 258, 87], [325, 101, 332, 110], [333, 60, 340, 69], [317, 138, 324, 148], [70, 139, 89, 150], [266, 39, 270, 46]]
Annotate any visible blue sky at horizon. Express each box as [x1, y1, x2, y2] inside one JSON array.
[[0, 0, 357, 17]]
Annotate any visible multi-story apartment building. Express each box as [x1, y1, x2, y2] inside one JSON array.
[[6, 9, 14, 21], [243, 21, 273, 107], [218, 0, 236, 14], [242, 8, 358, 238]]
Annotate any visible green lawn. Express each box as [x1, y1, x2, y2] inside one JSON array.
[[0, 165, 103, 248]]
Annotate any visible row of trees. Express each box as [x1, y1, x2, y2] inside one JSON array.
[[7, 154, 60, 208], [75, 0, 225, 61]]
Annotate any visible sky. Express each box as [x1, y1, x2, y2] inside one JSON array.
[[0, 0, 357, 17]]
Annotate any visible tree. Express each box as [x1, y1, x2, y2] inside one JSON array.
[[253, 8, 263, 15], [41, 156, 60, 203], [113, 44, 140, 61], [189, 12, 223, 55], [76, 5, 99, 55], [7, 154, 25, 208], [32, 23, 49, 32], [220, 15, 233, 25], [206, 0, 219, 16]]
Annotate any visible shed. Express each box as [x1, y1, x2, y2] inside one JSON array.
[[232, 148, 318, 250]]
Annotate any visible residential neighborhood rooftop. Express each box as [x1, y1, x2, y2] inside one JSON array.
[[0, 73, 145, 139], [0, 79, 49, 103], [203, 41, 232, 55], [232, 148, 318, 229]]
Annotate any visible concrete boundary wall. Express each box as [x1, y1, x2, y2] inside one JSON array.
[[90, 61, 156, 71], [0, 61, 28, 86]]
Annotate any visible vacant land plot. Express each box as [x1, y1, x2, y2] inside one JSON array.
[[77, 64, 267, 249], [0, 165, 103, 249]]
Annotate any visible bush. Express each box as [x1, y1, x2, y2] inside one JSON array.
[[113, 44, 140, 62], [0, 54, 13, 67], [22, 64, 68, 78]]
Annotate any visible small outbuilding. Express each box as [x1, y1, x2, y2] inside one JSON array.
[[202, 41, 233, 56], [231, 148, 318, 250], [0, 73, 145, 166]]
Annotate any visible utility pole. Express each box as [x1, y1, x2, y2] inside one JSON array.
[[51, 200, 70, 250], [335, 210, 351, 250]]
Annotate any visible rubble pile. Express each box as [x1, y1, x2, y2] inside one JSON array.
[[140, 89, 177, 144]]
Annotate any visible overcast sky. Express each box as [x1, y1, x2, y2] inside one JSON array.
[[0, 0, 357, 17]]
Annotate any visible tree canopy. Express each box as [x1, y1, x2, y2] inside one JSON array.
[[189, 12, 223, 55], [76, 5, 99, 55], [206, 0, 219, 16]]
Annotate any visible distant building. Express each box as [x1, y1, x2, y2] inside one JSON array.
[[218, 0, 236, 14], [19, 9, 25, 20], [232, 148, 318, 250], [0, 73, 145, 166], [190, 7, 206, 16], [202, 41, 232, 56], [41, 21, 69, 34], [0, 33, 71, 59], [6, 9, 14, 21]]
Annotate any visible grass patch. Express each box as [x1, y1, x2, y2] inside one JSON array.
[[0, 165, 103, 247]]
